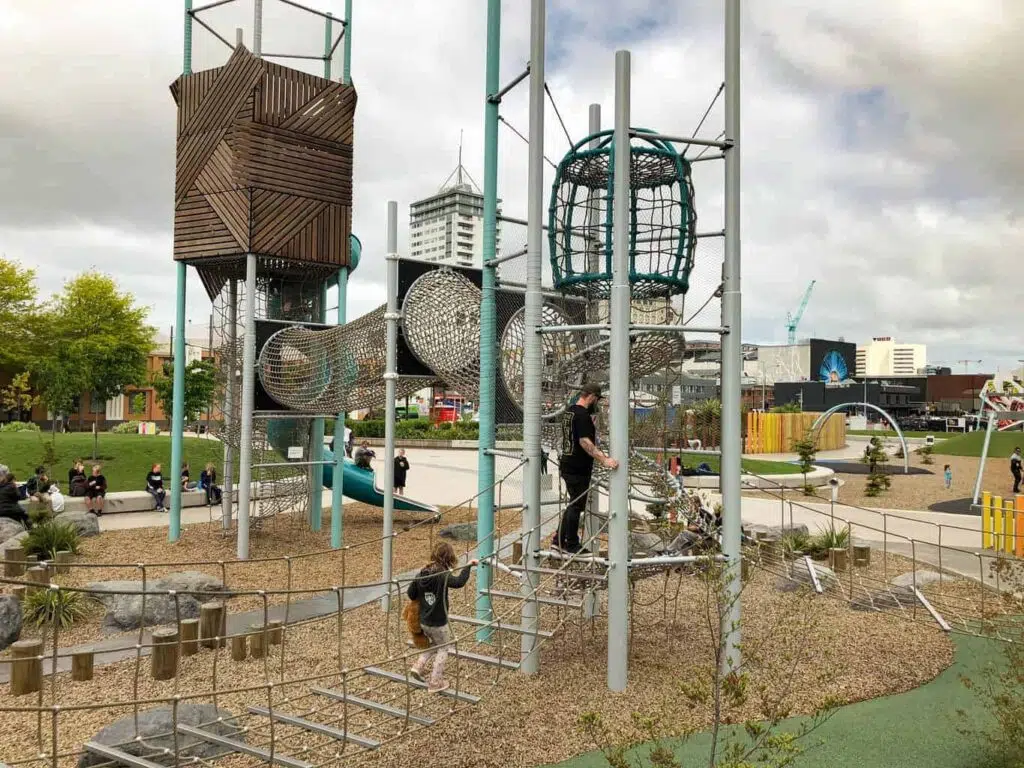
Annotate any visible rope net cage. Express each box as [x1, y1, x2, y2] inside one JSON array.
[[548, 128, 697, 300]]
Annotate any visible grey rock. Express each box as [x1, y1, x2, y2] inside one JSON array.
[[439, 523, 478, 542], [890, 570, 942, 589], [54, 510, 100, 538], [629, 531, 665, 555], [745, 523, 810, 539], [0, 531, 29, 553], [0, 595, 22, 651], [0, 518, 26, 544], [851, 586, 915, 612], [78, 703, 241, 767], [783, 559, 839, 592], [86, 573, 228, 630], [667, 530, 701, 554]]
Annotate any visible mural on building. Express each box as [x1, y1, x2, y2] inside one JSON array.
[[819, 349, 851, 384]]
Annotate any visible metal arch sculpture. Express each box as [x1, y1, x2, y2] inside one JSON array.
[[809, 403, 909, 474]]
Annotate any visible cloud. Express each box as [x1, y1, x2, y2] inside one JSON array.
[[0, 0, 1020, 372]]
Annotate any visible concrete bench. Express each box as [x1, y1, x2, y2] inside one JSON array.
[[62, 489, 213, 515]]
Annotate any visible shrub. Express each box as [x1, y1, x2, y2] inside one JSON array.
[[24, 521, 81, 561], [111, 420, 141, 434], [0, 421, 40, 433], [916, 443, 935, 465], [807, 525, 849, 558], [26, 501, 52, 527], [23, 589, 89, 629], [781, 530, 812, 557]]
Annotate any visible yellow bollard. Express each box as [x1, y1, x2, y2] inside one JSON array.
[[1017, 496, 1024, 558], [1006, 499, 1017, 554], [982, 491, 993, 549], [994, 496, 1004, 552]]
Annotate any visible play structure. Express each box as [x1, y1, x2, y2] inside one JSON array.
[[971, 375, 1024, 507], [980, 490, 1024, 556]]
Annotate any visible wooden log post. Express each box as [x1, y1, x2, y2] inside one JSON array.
[[267, 619, 283, 645], [54, 550, 74, 575], [4, 547, 25, 578], [24, 554, 38, 565], [829, 548, 849, 573], [151, 628, 180, 681], [199, 602, 225, 649], [25, 566, 48, 596], [179, 618, 200, 657], [230, 634, 248, 661], [249, 624, 268, 659], [853, 544, 871, 567], [512, 541, 523, 564], [741, 555, 751, 582], [760, 537, 781, 566], [10, 639, 42, 696], [72, 650, 94, 682]]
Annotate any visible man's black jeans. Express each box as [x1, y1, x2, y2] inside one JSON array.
[[557, 472, 592, 550]]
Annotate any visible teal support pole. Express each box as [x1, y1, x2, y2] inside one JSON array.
[[323, 12, 333, 80], [183, 0, 193, 75], [309, 283, 327, 531], [169, 264, 187, 542], [342, 0, 352, 85], [331, 266, 348, 549], [475, 0, 501, 640]]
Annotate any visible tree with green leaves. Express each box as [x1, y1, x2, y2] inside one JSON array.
[[34, 272, 154, 429], [1, 372, 39, 422], [862, 436, 891, 496], [791, 431, 818, 495], [0, 257, 42, 373], [771, 401, 802, 413], [152, 358, 217, 428]]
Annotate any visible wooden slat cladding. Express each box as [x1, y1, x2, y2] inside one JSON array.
[[171, 45, 356, 271]]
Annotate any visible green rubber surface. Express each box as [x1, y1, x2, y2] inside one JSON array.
[[546, 632, 1006, 768]]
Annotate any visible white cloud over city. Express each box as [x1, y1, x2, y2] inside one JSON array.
[[0, 0, 1020, 370]]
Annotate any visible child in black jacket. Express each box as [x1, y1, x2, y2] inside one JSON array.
[[406, 541, 476, 693]]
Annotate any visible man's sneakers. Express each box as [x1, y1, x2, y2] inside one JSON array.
[[551, 537, 591, 556], [427, 679, 450, 694], [409, 668, 424, 684]]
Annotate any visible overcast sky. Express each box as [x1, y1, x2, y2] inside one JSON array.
[[1, 0, 1021, 373]]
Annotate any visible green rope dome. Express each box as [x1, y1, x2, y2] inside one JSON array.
[[548, 128, 697, 300]]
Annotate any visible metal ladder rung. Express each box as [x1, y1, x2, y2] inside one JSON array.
[[508, 563, 607, 581], [176, 724, 312, 768], [449, 614, 555, 638], [311, 688, 434, 726], [247, 707, 380, 749], [483, 588, 583, 609], [364, 666, 481, 704], [84, 743, 168, 768], [405, 640, 520, 670]]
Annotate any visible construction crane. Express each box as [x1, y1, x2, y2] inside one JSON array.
[[785, 280, 816, 344]]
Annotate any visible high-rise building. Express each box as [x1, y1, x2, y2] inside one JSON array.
[[855, 337, 927, 376], [409, 152, 500, 268]]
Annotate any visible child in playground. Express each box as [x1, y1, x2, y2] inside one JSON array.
[[180, 462, 198, 491], [943, 464, 952, 490], [406, 541, 477, 693], [67, 459, 87, 497], [394, 449, 410, 495], [146, 463, 166, 511], [85, 465, 107, 516], [200, 462, 223, 505]]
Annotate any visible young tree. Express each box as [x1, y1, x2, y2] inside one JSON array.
[[0, 257, 42, 373], [791, 432, 818, 495], [861, 436, 891, 496], [1, 372, 39, 422], [37, 272, 154, 428], [33, 349, 86, 435], [770, 401, 802, 413], [152, 359, 217, 427]]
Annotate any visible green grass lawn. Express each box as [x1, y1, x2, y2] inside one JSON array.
[[849, 429, 946, 438], [0, 432, 229, 492], [933, 430, 1024, 458], [546, 631, 1004, 768], [641, 451, 797, 476]]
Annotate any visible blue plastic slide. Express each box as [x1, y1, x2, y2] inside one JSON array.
[[321, 449, 439, 515]]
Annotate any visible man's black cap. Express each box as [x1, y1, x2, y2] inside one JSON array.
[[581, 382, 603, 399]]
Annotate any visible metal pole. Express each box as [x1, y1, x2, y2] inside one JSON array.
[[720, 0, 743, 673], [475, 0, 501, 641], [309, 283, 327, 531], [206, 313, 214, 431], [519, 0, 546, 677], [183, 0, 194, 74], [221, 281, 237, 529], [381, 202, 399, 612], [606, 50, 632, 693], [169, 265, 188, 542], [582, 102, 601, 621], [252, 0, 263, 57], [973, 412, 996, 505], [342, 0, 353, 85], [323, 12, 333, 79], [331, 267, 348, 549], [237, 255, 258, 560]]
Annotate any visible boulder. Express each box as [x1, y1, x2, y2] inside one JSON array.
[[778, 558, 839, 593], [890, 570, 943, 590], [54, 510, 101, 538], [78, 703, 241, 767], [745, 523, 810, 540], [86, 573, 229, 630], [439, 523, 478, 542], [851, 586, 915, 612], [667, 530, 701, 555], [0, 518, 26, 544], [629, 531, 665, 556], [0, 531, 29, 553], [0, 594, 22, 651]]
